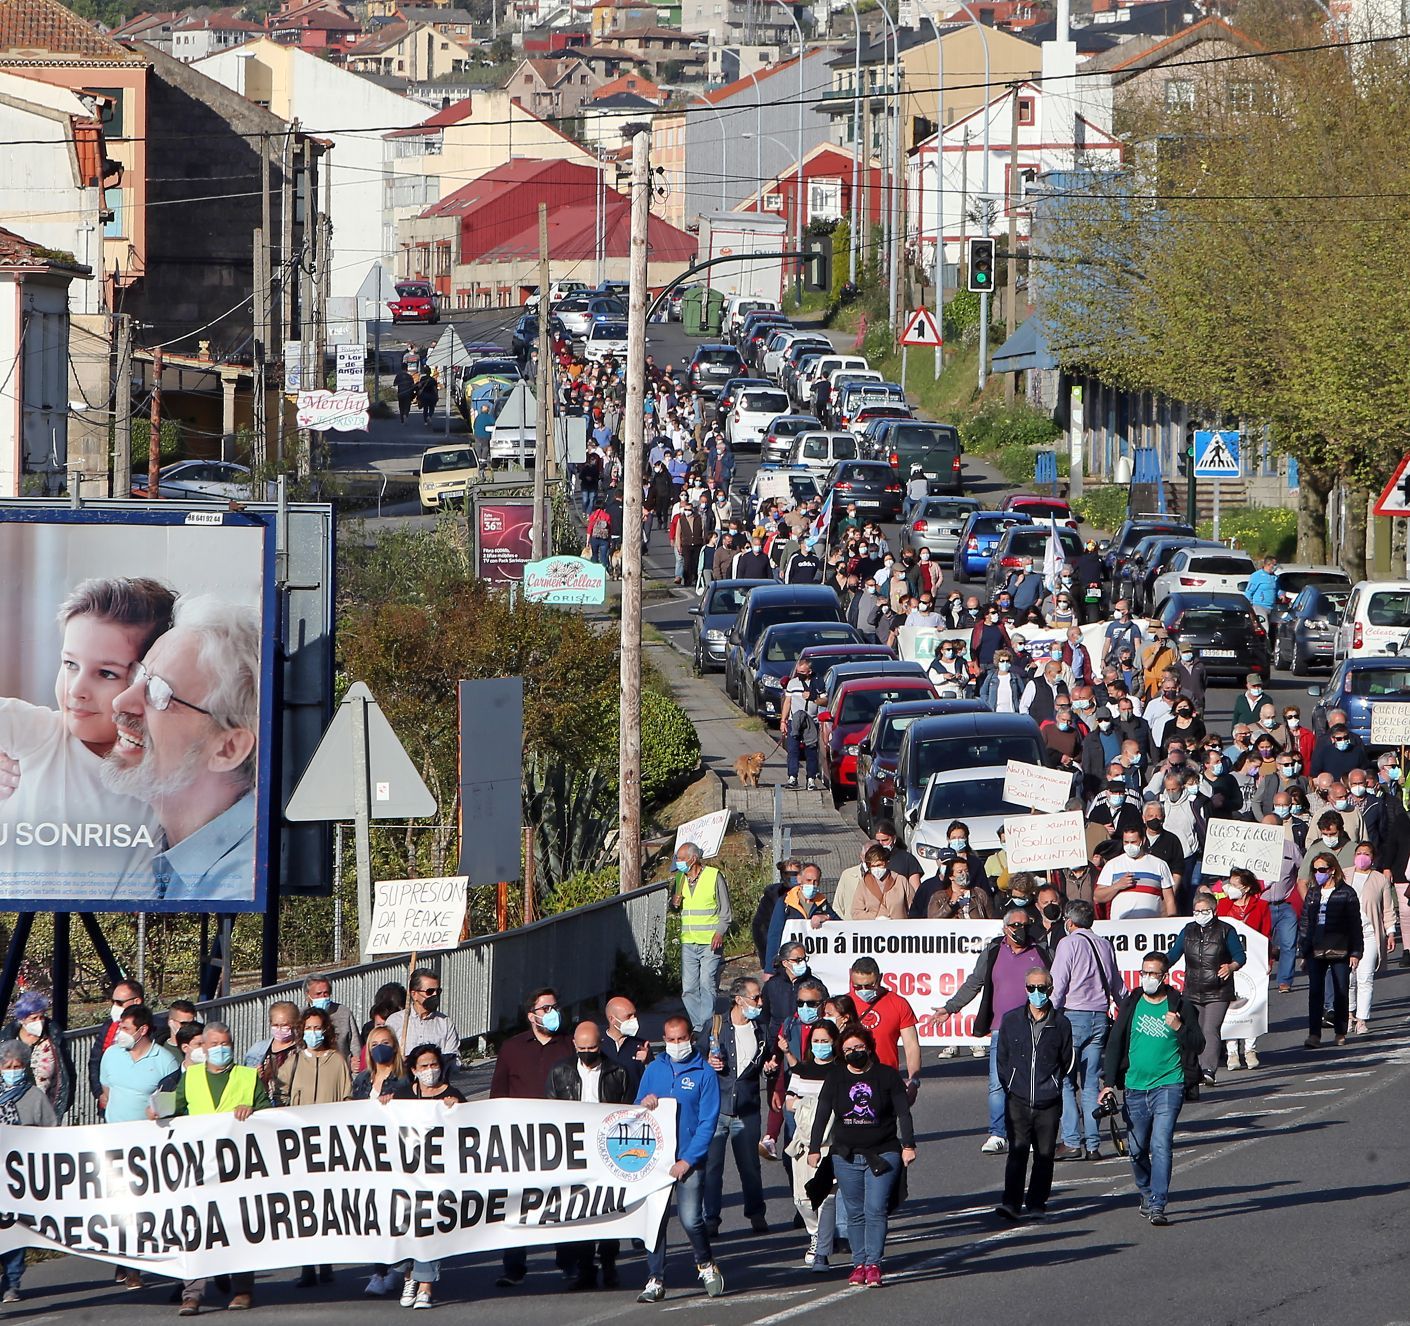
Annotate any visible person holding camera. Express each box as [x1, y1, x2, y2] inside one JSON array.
[[780, 657, 822, 791], [1098, 952, 1204, 1226]]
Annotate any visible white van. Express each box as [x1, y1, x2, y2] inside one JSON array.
[[797, 354, 868, 405], [1336, 580, 1410, 659], [787, 430, 861, 485], [723, 295, 778, 342]]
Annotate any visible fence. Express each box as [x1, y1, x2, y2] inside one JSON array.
[[63, 882, 669, 1127]]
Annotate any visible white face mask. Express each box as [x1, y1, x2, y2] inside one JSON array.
[[664, 1040, 694, 1062], [1123, 843, 1141, 858], [1140, 974, 1162, 995], [617, 1016, 640, 1038], [1193, 911, 1214, 927], [110, 1004, 125, 1023], [868, 864, 887, 879], [114, 1029, 137, 1051], [188, 1047, 207, 1065], [20, 1019, 43, 1037], [415, 1068, 441, 1088], [1224, 885, 1244, 901]]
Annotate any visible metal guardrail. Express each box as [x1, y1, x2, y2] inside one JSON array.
[[62, 882, 669, 1127]]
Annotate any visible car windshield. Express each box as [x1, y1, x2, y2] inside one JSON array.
[[1185, 555, 1253, 574], [1345, 669, 1410, 696], [395, 285, 431, 298], [591, 323, 627, 338], [422, 448, 478, 474], [1366, 591, 1410, 627], [840, 686, 930, 725], [915, 736, 1043, 782], [764, 626, 856, 662], [923, 777, 1026, 820], [1176, 608, 1250, 631], [773, 418, 819, 436], [741, 390, 788, 412]]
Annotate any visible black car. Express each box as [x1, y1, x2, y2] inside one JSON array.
[[856, 697, 990, 833], [1273, 584, 1349, 674], [689, 578, 773, 674], [687, 344, 745, 397], [723, 584, 843, 706], [824, 459, 904, 521], [739, 621, 863, 723], [1159, 591, 1270, 681], [1103, 518, 1196, 579], [510, 313, 566, 361]]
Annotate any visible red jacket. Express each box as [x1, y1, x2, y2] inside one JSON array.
[[1217, 896, 1272, 938]]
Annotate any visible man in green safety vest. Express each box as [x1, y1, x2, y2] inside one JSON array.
[[175, 1021, 270, 1315], [671, 841, 733, 1031]]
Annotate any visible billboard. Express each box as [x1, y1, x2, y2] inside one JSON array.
[[0, 508, 276, 912], [457, 677, 523, 883], [476, 501, 547, 583]]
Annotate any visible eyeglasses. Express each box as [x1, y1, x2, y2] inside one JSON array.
[[851, 983, 878, 992], [130, 662, 213, 716], [532, 1002, 559, 1014], [797, 999, 823, 1008], [417, 987, 442, 998], [1025, 984, 1051, 994]]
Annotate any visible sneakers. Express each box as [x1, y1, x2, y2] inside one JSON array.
[[848, 1266, 868, 1288], [413, 1290, 433, 1310], [366, 1272, 397, 1296], [1226, 1050, 1241, 1072], [864, 1265, 882, 1288], [1148, 1211, 1170, 1227], [970, 1044, 986, 1058], [2, 1290, 20, 1305], [994, 1202, 1021, 1223], [400, 1280, 417, 1308], [938, 1046, 958, 1058], [179, 1301, 201, 1317], [637, 1279, 665, 1304], [124, 1271, 144, 1291], [697, 1263, 724, 1298], [806, 778, 818, 791], [980, 1135, 1008, 1154], [1353, 1019, 1369, 1035], [804, 1236, 818, 1267], [1138, 1197, 1152, 1217], [1245, 1049, 1260, 1068], [785, 777, 798, 789], [758, 1136, 778, 1161]]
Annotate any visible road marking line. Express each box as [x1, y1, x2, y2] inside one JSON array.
[[663, 1290, 812, 1311], [1305, 1071, 1372, 1082]]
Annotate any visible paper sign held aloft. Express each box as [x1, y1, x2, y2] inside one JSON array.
[[1202, 820, 1284, 884], [1369, 701, 1410, 746], [1003, 811, 1088, 871], [364, 876, 468, 956], [1002, 760, 1075, 814], [674, 810, 731, 860]]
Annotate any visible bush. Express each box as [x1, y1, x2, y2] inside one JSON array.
[[1072, 485, 1130, 535], [542, 864, 620, 915], [1197, 506, 1297, 559], [640, 690, 702, 804], [961, 403, 1061, 460]]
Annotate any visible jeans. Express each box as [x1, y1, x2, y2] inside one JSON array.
[[1306, 957, 1351, 1037], [646, 1164, 712, 1282], [590, 536, 612, 571], [832, 1151, 899, 1267], [1195, 1001, 1230, 1075], [681, 943, 724, 1031], [1270, 901, 1299, 986], [1002, 1098, 1061, 1212], [705, 1110, 765, 1222], [1060, 1010, 1109, 1150], [987, 1031, 1006, 1139], [0, 1249, 24, 1291], [580, 487, 598, 516], [397, 1259, 441, 1284], [1121, 1083, 1184, 1214], [786, 735, 819, 780]]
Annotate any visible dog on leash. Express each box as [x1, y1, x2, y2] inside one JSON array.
[[734, 752, 766, 787], [610, 546, 624, 578]]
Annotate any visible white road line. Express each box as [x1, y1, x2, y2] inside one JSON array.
[[1305, 1071, 1372, 1082], [1279, 1088, 1344, 1098], [662, 1289, 813, 1312]]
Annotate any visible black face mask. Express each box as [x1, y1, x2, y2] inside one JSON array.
[[577, 1050, 602, 1067], [1006, 924, 1030, 945], [844, 1049, 870, 1069], [1041, 903, 1062, 922], [420, 995, 440, 1013]]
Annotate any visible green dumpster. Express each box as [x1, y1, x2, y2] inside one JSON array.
[[704, 288, 726, 335], [682, 287, 705, 336]]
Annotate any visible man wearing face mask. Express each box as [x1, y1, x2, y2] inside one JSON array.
[[1165, 893, 1245, 1086], [1305, 811, 1358, 876], [387, 969, 461, 1075], [1082, 709, 1124, 800], [939, 908, 1053, 1154], [1090, 780, 1145, 840], [730, 536, 774, 581], [1139, 802, 1186, 893], [1167, 644, 1207, 711], [302, 973, 360, 1063], [89, 977, 146, 1116], [848, 957, 921, 1102], [1230, 673, 1269, 729], [764, 942, 815, 1041], [1253, 749, 1306, 820], [1101, 600, 1144, 667], [1094, 828, 1177, 919], [970, 606, 1013, 673], [699, 978, 773, 1237]]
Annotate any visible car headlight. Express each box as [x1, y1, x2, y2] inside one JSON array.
[[705, 629, 725, 642], [914, 842, 944, 860], [761, 675, 783, 689]]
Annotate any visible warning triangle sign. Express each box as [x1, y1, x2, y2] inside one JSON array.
[[1374, 453, 1410, 517], [900, 308, 944, 347]]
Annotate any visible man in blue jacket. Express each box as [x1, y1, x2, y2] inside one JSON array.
[[635, 1015, 725, 1303]]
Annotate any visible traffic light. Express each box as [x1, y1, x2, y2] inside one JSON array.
[[967, 237, 995, 294], [803, 234, 832, 291]]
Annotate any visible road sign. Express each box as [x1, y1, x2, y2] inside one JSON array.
[[900, 307, 943, 347], [1193, 429, 1241, 478], [1374, 454, 1410, 517]]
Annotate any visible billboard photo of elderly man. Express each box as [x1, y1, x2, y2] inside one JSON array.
[[0, 513, 272, 912]]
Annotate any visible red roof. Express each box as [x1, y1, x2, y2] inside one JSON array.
[[699, 50, 806, 105], [386, 97, 476, 136], [476, 199, 696, 264], [0, 0, 146, 63], [422, 157, 578, 217], [591, 71, 661, 102]]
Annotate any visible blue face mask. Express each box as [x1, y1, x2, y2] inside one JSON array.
[[310, 997, 332, 1011], [742, 1004, 763, 1021], [950, 838, 968, 852], [789, 960, 809, 978], [206, 1044, 234, 1069], [540, 1009, 562, 1034], [673, 859, 688, 873], [812, 1042, 834, 1062], [1027, 989, 1050, 1010], [302, 1029, 325, 1049], [0, 1068, 24, 1088], [797, 1004, 819, 1024]]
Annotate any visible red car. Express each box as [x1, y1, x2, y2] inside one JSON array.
[[388, 281, 439, 325], [818, 676, 939, 807], [999, 494, 1079, 530]]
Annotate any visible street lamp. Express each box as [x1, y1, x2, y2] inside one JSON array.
[[871, 0, 900, 329], [835, 0, 864, 285], [948, 0, 992, 388], [919, 6, 947, 378], [769, 0, 806, 307]]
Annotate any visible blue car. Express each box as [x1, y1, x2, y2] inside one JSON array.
[[953, 511, 1032, 583], [1309, 656, 1410, 747]]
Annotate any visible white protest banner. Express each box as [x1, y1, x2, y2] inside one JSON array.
[[0, 1099, 677, 1277], [782, 919, 1267, 1045], [1201, 819, 1285, 884], [1370, 701, 1410, 746], [365, 876, 468, 956], [296, 390, 369, 431], [1003, 811, 1088, 870], [335, 343, 366, 392], [1002, 759, 1074, 814], [674, 809, 731, 859]]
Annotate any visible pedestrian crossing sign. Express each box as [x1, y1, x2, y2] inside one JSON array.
[[1193, 430, 1241, 478], [900, 308, 943, 347]]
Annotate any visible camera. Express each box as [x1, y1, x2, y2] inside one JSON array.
[[1092, 1094, 1121, 1121]]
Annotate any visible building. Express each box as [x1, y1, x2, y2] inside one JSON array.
[[106, 10, 184, 57], [505, 55, 602, 119], [395, 6, 476, 38], [268, 2, 363, 53], [736, 142, 883, 239], [590, 70, 663, 102], [170, 10, 269, 62], [580, 90, 657, 147], [590, 0, 659, 36], [680, 0, 797, 46], [650, 107, 687, 228], [397, 157, 696, 306], [344, 20, 477, 78], [0, 226, 90, 497]]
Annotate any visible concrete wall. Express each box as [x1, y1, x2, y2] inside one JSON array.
[[0, 272, 75, 498]]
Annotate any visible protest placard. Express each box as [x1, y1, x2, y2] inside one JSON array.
[[1002, 759, 1075, 814], [0, 1099, 677, 1277], [1369, 701, 1410, 746], [1003, 811, 1088, 870], [365, 876, 468, 955], [1201, 819, 1285, 883], [674, 810, 731, 859]]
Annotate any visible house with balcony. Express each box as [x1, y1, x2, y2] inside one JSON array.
[[505, 55, 602, 119], [170, 10, 270, 62], [345, 20, 477, 78]]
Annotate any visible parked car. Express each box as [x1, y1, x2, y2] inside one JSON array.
[[954, 510, 1031, 583], [417, 443, 484, 512], [882, 420, 964, 494], [668, 283, 701, 321], [818, 676, 939, 807], [737, 621, 863, 723], [687, 344, 745, 396], [1308, 656, 1410, 747], [908, 768, 1035, 871], [689, 578, 776, 673], [1158, 591, 1270, 681], [836, 382, 906, 433], [724, 296, 779, 341], [796, 644, 897, 694], [901, 496, 982, 560], [734, 310, 789, 353], [1149, 546, 1256, 608], [765, 333, 830, 382], [583, 319, 629, 362], [797, 354, 868, 405], [387, 281, 438, 324], [982, 522, 1085, 599], [743, 320, 794, 371], [744, 466, 821, 522], [850, 403, 914, 439], [555, 296, 593, 337], [1273, 583, 1349, 674], [1119, 535, 1216, 612], [761, 414, 823, 466], [714, 376, 772, 425], [723, 584, 843, 705], [823, 459, 904, 521], [1103, 517, 1195, 578], [727, 386, 791, 449], [131, 460, 252, 501], [855, 698, 988, 834], [1336, 580, 1410, 660]]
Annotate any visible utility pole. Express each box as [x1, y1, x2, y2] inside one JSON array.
[[277, 127, 295, 468], [618, 130, 649, 895], [1004, 86, 1020, 406], [532, 203, 550, 561], [253, 133, 272, 472], [860, 94, 872, 269], [148, 347, 163, 498], [112, 314, 131, 498], [297, 141, 315, 481]]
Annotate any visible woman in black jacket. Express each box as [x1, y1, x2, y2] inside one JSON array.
[[1297, 853, 1364, 1048], [1165, 891, 1245, 1085], [806, 1027, 915, 1289]]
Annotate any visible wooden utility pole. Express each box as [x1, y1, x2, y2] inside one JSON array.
[[1005, 86, 1020, 406], [253, 225, 267, 470], [112, 314, 131, 498], [276, 127, 295, 467], [148, 347, 162, 498], [532, 202, 550, 560], [618, 130, 649, 895], [860, 95, 872, 268]]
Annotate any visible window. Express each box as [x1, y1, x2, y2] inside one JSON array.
[[808, 177, 842, 222], [1228, 80, 1255, 111], [103, 185, 125, 238], [1164, 79, 1194, 109], [763, 191, 783, 212], [1017, 96, 1034, 126]]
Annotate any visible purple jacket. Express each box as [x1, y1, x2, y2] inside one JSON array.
[[1049, 928, 1121, 1013]]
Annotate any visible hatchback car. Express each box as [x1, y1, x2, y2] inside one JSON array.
[[1273, 583, 1349, 674], [824, 459, 904, 521], [1103, 517, 1196, 578], [954, 511, 1031, 582], [761, 414, 823, 465], [1268, 565, 1351, 628], [1149, 546, 1256, 607], [855, 698, 989, 833], [998, 495, 1079, 528], [583, 320, 628, 362], [982, 523, 1086, 599], [132, 460, 253, 501], [417, 443, 484, 512], [723, 584, 844, 704], [1308, 656, 1410, 747], [902, 496, 982, 560], [387, 281, 438, 324], [1158, 591, 1270, 680], [909, 767, 1035, 869], [818, 676, 939, 806], [689, 578, 774, 673], [714, 376, 772, 425], [738, 621, 863, 723], [1119, 535, 1216, 612], [787, 431, 860, 485], [687, 344, 745, 396], [728, 386, 791, 449]]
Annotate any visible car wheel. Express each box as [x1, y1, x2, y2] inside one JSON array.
[[743, 685, 757, 717], [953, 561, 967, 584], [1291, 639, 1305, 676], [1272, 632, 1285, 670], [692, 643, 704, 677]]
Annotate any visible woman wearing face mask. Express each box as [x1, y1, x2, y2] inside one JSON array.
[[806, 1028, 915, 1288], [1164, 892, 1245, 1085], [979, 648, 1024, 714], [0, 991, 73, 1121], [1345, 840, 1398, 1035], [0, 1041, 56, 1301], [849, 844, 914, 920], [1214, 870, 1271, 1069], [922, 856, 996, 921], [1296, 854, 1363, 1048], [1254, 749, 1307, 820], [248, 999, 302, 1103], [1158, 699, 1205, 756], [784, 1022, 842, 1272], [352, 1026, 408, 1103]]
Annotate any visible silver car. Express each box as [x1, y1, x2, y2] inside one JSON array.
[[901, 496, 982, 560]]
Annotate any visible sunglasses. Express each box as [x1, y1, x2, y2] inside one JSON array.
[[1025, 984, 1052, 994], [797, 999, 823, 1008]]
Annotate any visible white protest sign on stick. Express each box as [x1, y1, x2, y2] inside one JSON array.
[[674, 809, 731, 859], [1003, 811, 1088, 870], [1201, 820, 1284, 884], [1369, 701, 1410, 746], [1002, 759, 1074, 814], [364, 876, 468, 956]]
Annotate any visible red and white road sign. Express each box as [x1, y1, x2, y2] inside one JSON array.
[[900, 307, 943, 347], [1374, 454, 1410, 517]]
